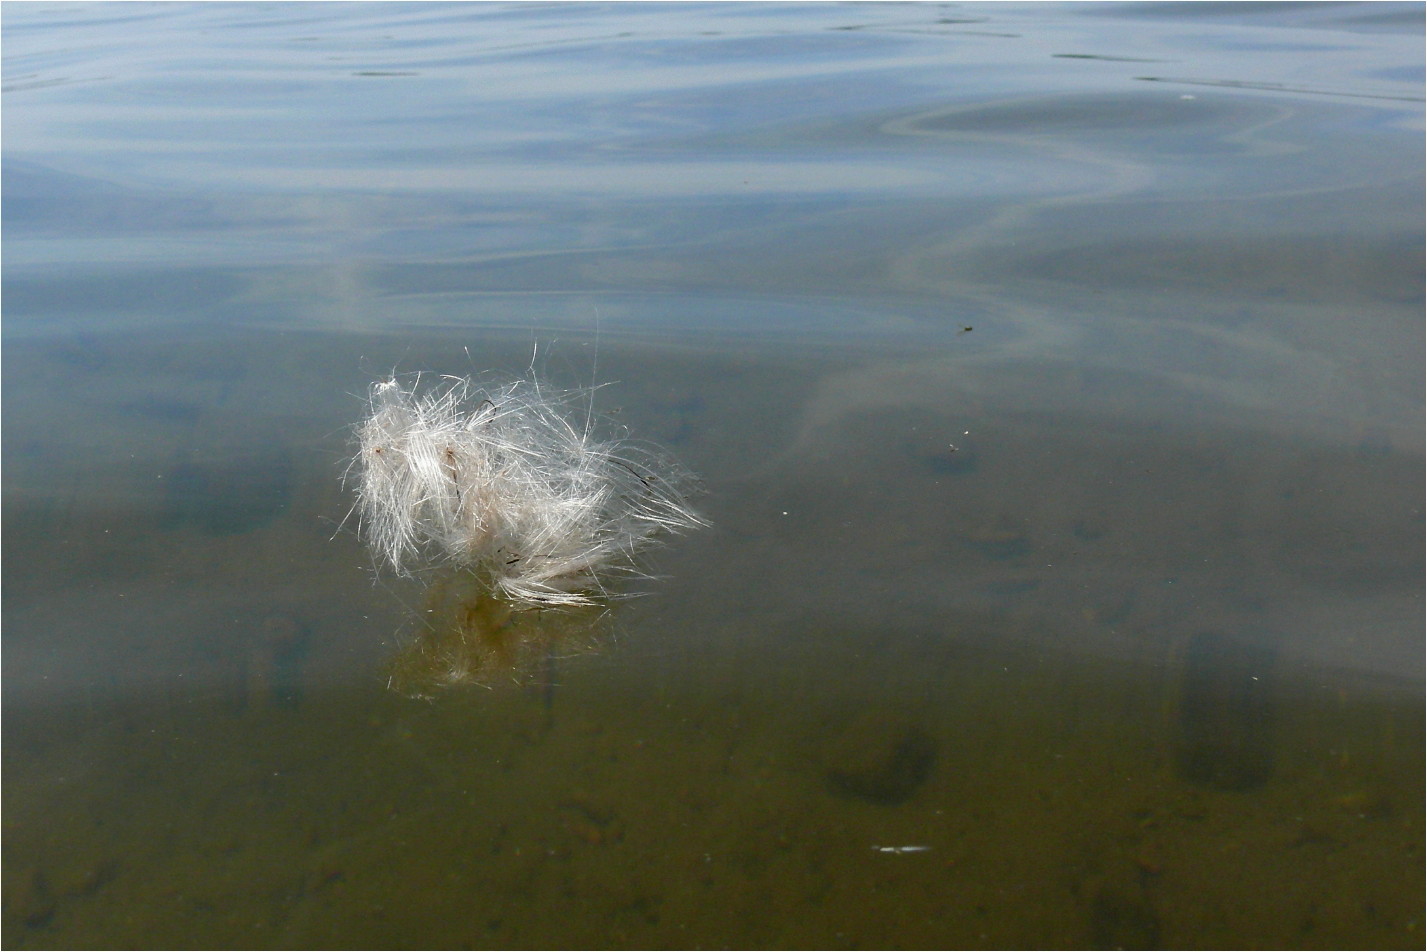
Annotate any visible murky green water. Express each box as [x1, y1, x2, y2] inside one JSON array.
[[4, 3, 1422, 947]]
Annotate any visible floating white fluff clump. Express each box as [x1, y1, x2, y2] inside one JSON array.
[[352, 374, 703, 607]]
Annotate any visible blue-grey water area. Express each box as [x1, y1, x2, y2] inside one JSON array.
[[3, 2, 1423, 947]]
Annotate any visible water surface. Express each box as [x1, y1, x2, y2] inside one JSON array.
[[3, 2, 1423, 947]]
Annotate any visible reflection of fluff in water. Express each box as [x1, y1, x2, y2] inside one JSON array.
[[387, 577, 611, 697], [353, 374, 704, 607]]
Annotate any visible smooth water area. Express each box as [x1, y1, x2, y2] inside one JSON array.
[[3, 2, 1423, 947]]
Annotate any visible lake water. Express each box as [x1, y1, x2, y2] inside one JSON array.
[[3, 2, 1423, 947]]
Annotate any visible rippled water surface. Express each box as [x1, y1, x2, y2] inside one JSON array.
[[4, 2, 1423, 947]]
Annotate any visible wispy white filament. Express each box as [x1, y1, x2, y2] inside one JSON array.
[[352, 374, 703, 606]]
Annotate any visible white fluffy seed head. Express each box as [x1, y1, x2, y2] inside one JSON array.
[[351, 374, 704, 606]]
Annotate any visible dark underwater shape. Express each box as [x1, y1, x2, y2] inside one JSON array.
[[161, 448, 294, 536], [1176, 630, 1277, 791], [824, 717, 938, 806]]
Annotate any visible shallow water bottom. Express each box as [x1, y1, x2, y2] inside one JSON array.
[[4, 629, 1420, 950], [2, 324, 1421, 948]]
